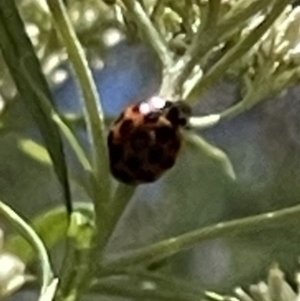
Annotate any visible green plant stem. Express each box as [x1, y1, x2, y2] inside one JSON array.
[[94, 184, 136, 254], [20, 63, 92, 173], [52, 115, 92, 172], [91, 279, 201, 301], [171, 0, 274, 96], [111, 269, 204, 297], [121, 0, 172, 68], [151, 0, 166, 28], [202, 0, 221, 32], [219, 95, 259, 122], [185, 133, 236, 180], [101, 202, 300, 272], [188, 115, 220, 129], [46, 0, 111, 205], [187, 92, 262, 130], [53, 211, 95, 301], [54, 239, 92, 301], [107, 183, 136, 231], [46, 1, 114, 299], [217, 64, 273, 122], [185, 0, 295, 104], [54, 183, 134, 300], [191, 0, 271, 62], [187, 67, 299, 129], [216, 54, 300, 124], [0, 201, 54, 296], [88, 183, 136, 263], [55, 183, 134, 299]]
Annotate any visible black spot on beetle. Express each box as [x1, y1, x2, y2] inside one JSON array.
[[108, 142, 124, 163], [155, 126, 174, 144], [107, 131, 114, 144], [166, 107, 180, 125], [178, 117, 188, 127], [126, 155, 143, 172], [119, 119, 134, 136], [168, 136, 181, 152], [148, 146, 164, 164], [165, 101, 191, 127], [160, 156, 175, 169], [112, 168, 134, 184], [130, 130, 151, 151], [137, 169, 157, 182]]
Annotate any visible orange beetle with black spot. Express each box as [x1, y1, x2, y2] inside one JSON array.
[[107, 96, 191, 184]]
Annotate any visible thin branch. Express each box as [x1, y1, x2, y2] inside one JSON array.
[[89, 183, 136, 255], [186, 65, 300, 129], [171, 0, 274, 96], [54, 233, 93, 301], [101, 202, 300, 272], [218, 94, 260, 122], [218, 67, 300, 122], [185, 133, 236, 181], [189, 0, 272, 64], [202, 0, 221, 32], [188, 115, 220, 129], [46, 0, 111, 206], [185, 0, 295, 104], [20, 62, 92, 173], [121, 0, 173, 68], [151, 0, 167, 27], [52, 115, 92, 172], [0, 201, 54, 296], [46, 2, 114, 299], [107, 184, 136, 233]]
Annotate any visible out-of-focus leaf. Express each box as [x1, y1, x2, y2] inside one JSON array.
[[4, 203, 94, 264], [18, 138, 52, 165], [5, 207, 68, 263], [0, 0, 72, 213]]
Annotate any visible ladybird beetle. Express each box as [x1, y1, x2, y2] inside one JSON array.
[[107, 96, 191, 185]]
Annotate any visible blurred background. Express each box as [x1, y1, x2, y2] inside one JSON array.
[[1, 0, 300, 297]]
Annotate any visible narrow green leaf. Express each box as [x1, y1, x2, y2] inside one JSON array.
[[0, 0, 72, 213]]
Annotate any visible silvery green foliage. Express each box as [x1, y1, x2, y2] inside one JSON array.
[[2, 0, 300, 300], [2, 0, 300, 110], [232, 5, 300, 100]]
